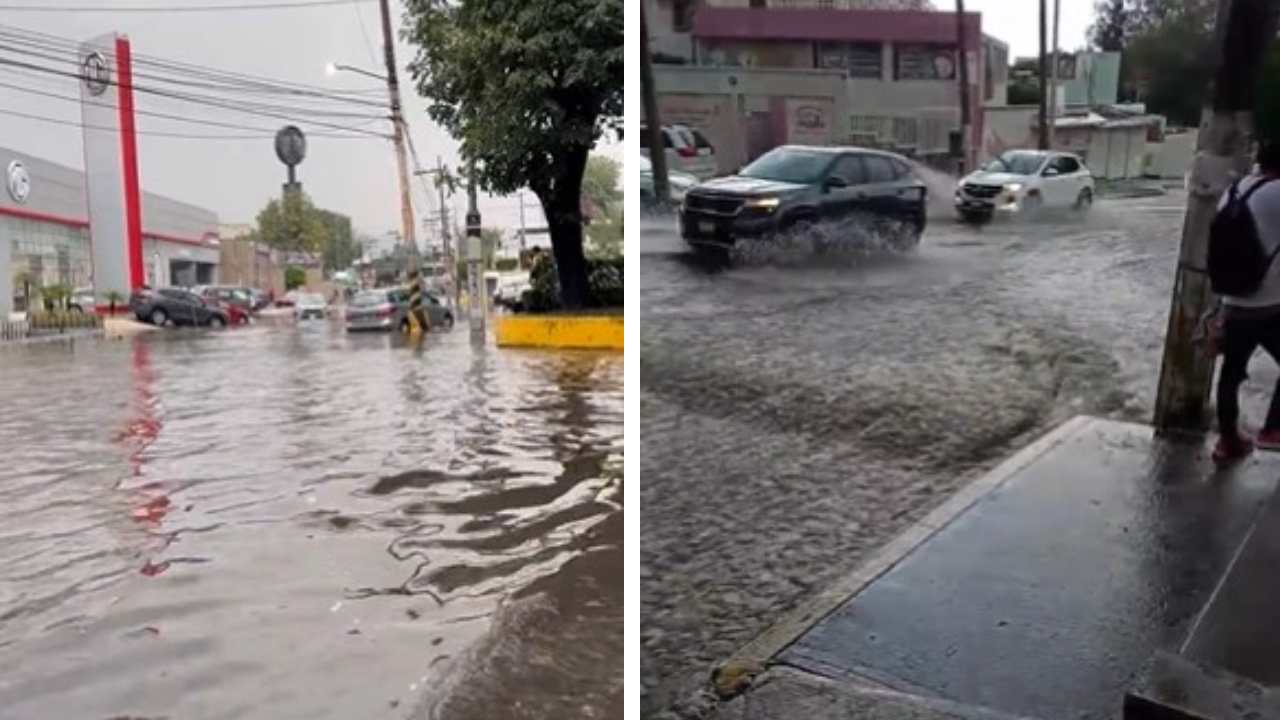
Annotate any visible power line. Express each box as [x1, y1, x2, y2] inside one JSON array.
[[0, 38, 391, 116], [0, 105, 376, 139], [0, 23, 389, 108], [0, 77, 386, 138], [351, 0, 380, 69], [0, 55, 389, 137], [0, 0, 377, 12]]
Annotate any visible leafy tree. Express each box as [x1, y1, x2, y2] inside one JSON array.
[[253, 191, 330, 255], [582, 155, 621, 216], [586, 205, 622, 258], [314, 209, 361, 273], [1123, 4, 1217, 125], [404, 0, 622, 309], [1089, 0, 1130, 51], [1258, 40, 1280, 146], [285, 266, 306, 291]]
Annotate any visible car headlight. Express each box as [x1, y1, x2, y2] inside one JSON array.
[[743, 196, 780, 210], [1003, 183, 1024, 193]]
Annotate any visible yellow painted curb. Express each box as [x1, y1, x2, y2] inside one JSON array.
[[494, 314, 623, 350]]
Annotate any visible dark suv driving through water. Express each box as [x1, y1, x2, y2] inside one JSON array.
[[679, 145, 927, 252]]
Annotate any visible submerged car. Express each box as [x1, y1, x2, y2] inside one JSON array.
[[294, 292, 327, 320], [345, 288, 454, 332], [679, 144, 927, 252], [129, 287, 230, 328], [955, 150, 1094, 221]]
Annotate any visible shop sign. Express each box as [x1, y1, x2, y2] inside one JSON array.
[[7, 160, 29, 204]]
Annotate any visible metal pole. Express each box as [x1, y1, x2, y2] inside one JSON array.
[[1048, 0, 1060, 148], [1153, 0, 1280, 433], [1038, 0, 1049, 150], [640, 2, 671, 204], [373, 0, 419, 279], [436, 155, 457, 310], [955, 0, 971, 175], [518, 192, 527, 253], [465, 165, 485, 335]]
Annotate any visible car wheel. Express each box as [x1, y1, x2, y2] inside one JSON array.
[[209, 315, 226, 329], [959, 210, 991, 224], [891, 220, 923, 252], [149, 308, 169, 327], [1074, 188, 1093, 211]]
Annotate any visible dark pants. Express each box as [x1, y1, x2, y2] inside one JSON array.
[[1217, 306, 1280, 435]]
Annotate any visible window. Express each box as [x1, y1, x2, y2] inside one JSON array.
[[895, 44, 957, 80], [673, 0, 693, 32], [691, 128, 714, 151], [639, 127, 674, 150], [829, 155, 867, 185], [816, 42, 881, 78], [1054, 156, 1080, 174], [891, 158, 912, 179], [863, 155, 896, 183]]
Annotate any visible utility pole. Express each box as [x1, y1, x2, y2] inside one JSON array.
[[376, 0, 419, 288], [1037, 0, 1049, 150], [1153, 0, 1280, 433], [640, 2, 670, 205], [465, 163, 485, 335], [954, 0, 971, 175], [1047, 0, 1060, 148], [435, 156, 456, 309], [518, 192, 527, 253]]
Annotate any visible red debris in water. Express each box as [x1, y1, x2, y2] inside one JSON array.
[[140, 560, 170, 577]]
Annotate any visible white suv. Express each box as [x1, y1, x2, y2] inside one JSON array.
[[955, 150, 1094, 221], [640, 123, 718, 180]]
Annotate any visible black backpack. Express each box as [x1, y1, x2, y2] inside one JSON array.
[[1208, 176, 1280, 296]]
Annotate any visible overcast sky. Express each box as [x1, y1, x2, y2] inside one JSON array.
[[0, 0, 622, 247], [962, 0, 1095, 59]]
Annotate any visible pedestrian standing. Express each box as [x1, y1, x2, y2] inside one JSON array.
[[1209, 140, 1280, 463]]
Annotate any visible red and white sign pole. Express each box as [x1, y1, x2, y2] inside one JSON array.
[[79, 33, 144, 311]]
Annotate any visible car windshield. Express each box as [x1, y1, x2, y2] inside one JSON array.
[[351, 291, 387, 306], [983, 152, 1046, 176], [739, 148, 831, 184]]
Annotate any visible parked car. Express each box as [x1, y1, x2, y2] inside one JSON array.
[[129, 287, 230, 328], [345, 288, 454, 332], [679, 144, 928, 253], [640, 123, 717, 180], [955, 150, 1094, 221], [275, 290, 299, 308], [68, 287, 96, 313], [294, 292, 328, 320], [639, 155, 700, 209], [248, 289, 271, 311], [192, 285, 255, 321], [492, 275, 532, 312]]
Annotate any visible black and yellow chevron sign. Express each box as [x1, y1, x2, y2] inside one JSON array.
[[405, 269, 429, 335]]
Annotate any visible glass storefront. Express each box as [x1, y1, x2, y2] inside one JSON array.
[[3, 215, 92, 311]]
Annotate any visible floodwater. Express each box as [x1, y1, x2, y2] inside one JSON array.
[[639, 189, 1280, 714], [0, 320, 622, 720]]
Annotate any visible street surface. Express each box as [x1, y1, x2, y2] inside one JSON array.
[[0, 319, 622, 719], [640, 191, 1278, 717]]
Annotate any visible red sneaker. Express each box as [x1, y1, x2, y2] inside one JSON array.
[[1257, 429, 1280, 451], [1213, 433, 1255, 465]]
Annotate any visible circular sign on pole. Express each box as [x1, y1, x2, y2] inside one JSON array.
[[7, 160, 30, 204], [81, 51, 109, 96], [275, 125, 307, 167]]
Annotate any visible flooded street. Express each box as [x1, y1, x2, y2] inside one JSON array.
[[0, 322, 622, 719], [639, 191, 1279, 716]]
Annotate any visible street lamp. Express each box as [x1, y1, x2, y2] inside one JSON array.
[[325, 61, 387, 82]]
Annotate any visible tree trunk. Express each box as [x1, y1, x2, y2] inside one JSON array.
[[537, 145, 591, 310]]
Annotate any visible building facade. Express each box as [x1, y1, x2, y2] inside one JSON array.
[[648, 1, 1003, 165], [0, 145, 220, 316]]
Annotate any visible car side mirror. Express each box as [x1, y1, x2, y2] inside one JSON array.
[[823, 176, 848, 190]]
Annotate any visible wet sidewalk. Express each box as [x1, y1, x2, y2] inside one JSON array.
[[712, 416, 1280, 720]]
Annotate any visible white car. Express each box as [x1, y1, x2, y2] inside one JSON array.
[[639, 155, 699, 207], [955, 150, 1094, 221], [640, 123, 717, 180], [294, 292, 327, 320]]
